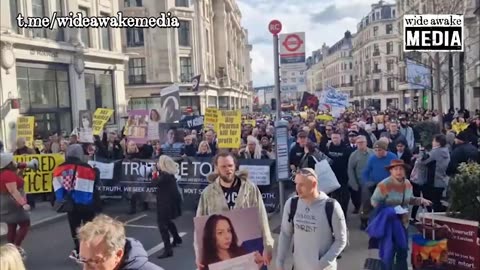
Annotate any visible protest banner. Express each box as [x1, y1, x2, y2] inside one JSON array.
[[93, 157, 278, 212], [14, 154, 65, 193], [92, 108, 114, 135], [180, 115, 204, 130], [158, 123, 185, 157], [78, 110, 94, 143], [125, 110, 149, 144], [217, 110, 241, 148], [148, 109, 161, 141], [16, 116, 34, 148], [159, 84, 182, 123], [194, 208, 264, 270], [243, 119, 256, 127], [204, 108, 218, 131]]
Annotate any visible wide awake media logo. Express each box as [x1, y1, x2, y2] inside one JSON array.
[[403, 14, 464, 52]]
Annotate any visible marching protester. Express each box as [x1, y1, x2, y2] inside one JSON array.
[[13, 138, 35, 155], [195, 152, 274, 269], [276, 168, 347, 270], [94, 132, 124, 160], [447, 130, 479, 175], [347, 135, 373, 216], [0, 152, 31, 259], [204, 130, 218, 155], [289, 130, 309, 171], [181, 135, 197, 157], [399, 116, 415, 151], [394, 141, 413, 170], [151, 155, 183, 259], [77, 214, 164, 270], [52, 144, 102, 260], [380, 122, 408, 153]]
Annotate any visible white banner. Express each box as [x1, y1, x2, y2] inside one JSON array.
[[238, 165, 270, 185]]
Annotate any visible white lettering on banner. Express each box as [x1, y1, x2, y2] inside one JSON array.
[[88, 161, 114, 179], [262, 193, 275, 199], [123, 162, 156, 178], [97, 186, 158, 193], [239, 165, 270, 185], [178, 161, 213, 177]]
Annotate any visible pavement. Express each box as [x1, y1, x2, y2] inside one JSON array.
[[0, 199, 387, 270]]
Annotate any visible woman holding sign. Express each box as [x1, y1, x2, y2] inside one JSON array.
[[0, 153, 31, 260]]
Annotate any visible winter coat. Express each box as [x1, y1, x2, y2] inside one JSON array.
[[447, 143, 479, 175], [151, 171, 182, 224], [416, 146, 450, 188]]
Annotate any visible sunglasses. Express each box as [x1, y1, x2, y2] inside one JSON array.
[[293, 168, 316, 180]]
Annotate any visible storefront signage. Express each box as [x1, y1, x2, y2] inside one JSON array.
[[30, 49, 58, 58]]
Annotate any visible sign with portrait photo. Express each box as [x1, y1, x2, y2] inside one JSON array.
[[158, 123, 185, 157], [125, 110, 149, 144], [78, 110, 94, 143], [194, 208, 264, 270]]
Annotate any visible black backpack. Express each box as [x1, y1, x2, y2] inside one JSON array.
[[288, 196, 343, 259]]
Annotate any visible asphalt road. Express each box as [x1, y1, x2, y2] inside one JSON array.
[[3, 201, 381, 270]]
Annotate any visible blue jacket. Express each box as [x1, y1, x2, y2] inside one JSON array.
[[361, 152, 397, 184], [366, 207, 408, 270]]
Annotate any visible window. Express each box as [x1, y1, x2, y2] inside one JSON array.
[[49, 0, 65, 41], [373, 26, 378, 37], [374, 79, 380, 92], [180, 57, 192, 82], [10, 0, 20, 34], [373, 44, 380, 56], [175, 0, 189, 7], [387, 59, 394, 72], [32, 0, 46, 38], [178, 20, 191, 46], [79, 7, 90, 47], [373, 61, 380, 73], [180, 96, 200, 114], [386, 24, 393, 34], [399, 66, 406, 82], [387, 42, 393, 54], [100, 13, 111, 50], [208, 96, 217, 107], [349, 62, 353, 69], [124, 0, 142, 7], [85, 70, 116, 124], [387, 77, 394, 91], [128, 58, 146, 84], [126, 28, 144, 47]]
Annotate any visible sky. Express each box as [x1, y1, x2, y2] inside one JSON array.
[[237, 0, 380, 87]]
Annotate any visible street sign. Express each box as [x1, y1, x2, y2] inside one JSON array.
[[268, 20, 282, 35], [282, 34, 304, 52], [279, 32, 306, 95]]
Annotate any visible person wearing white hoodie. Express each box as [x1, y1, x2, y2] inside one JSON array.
[[276, 168, 347, 270]]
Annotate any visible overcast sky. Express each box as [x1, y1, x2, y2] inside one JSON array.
[[237, 0, 379, 87]]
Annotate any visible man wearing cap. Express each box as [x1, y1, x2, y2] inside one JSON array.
[[289, 130, 309, 172], [399, 117, 415, 151], [446, 130, 479, 175], [360, 139, 397, 228]]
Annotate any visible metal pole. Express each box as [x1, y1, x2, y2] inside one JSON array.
[[273, 34, 285, 213]]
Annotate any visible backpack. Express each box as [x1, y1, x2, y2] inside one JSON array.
[[288, 196, 343, 259]]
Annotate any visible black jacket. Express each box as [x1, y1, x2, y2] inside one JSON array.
[[151, 172, 182, 223], [325, 143, 351, 186], [447, 143, 479, 175]]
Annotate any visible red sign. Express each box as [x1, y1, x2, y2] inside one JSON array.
[[423, 215, 479, 270], [268, 20, 282, 35], [282, 34, 304, 52]]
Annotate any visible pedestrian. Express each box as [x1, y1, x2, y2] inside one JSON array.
[[276, 168, 347, 270], [52, 144, 102, 260], [0, 243, 26, 270], [77, 214, 164, 270], [151, 155, 183, 259], [0, 153, 31, 259], [195, 152, 274, 269]]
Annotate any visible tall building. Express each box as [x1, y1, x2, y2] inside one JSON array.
[[0, 0, 127, 151], [122, 0, 253, 114], [352, 1, 401, 110], [397, 0, 480, 111]]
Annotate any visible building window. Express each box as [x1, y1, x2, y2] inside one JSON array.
[[373, 61, 380, 73], [373, 44, 380, 56], [10, 0, 20, 34], [374, 79, 380, 92], [100, 13, 111, 50], [180, 96, 200, 114], [208, 96, 217, 107], [387, 59, 394, 72], [399, 66, 406, 82], [387, 42, 394, 54], [349, 62, 353, 69], [84, 70, 116, 124], [49, 0, 65, 41], [79, 7, 90, 47], [178, 20, 191, 46], [128, 58, 146, 84], [180, 57, 192, 82], [124, 0, 142, 7], [175, 0, 189, 7], [32, 0, 47, 38], [373, 26, 378, 37], [386, 24, 393, 34], [16, 63, 72, 138], [387, 77, 394, 91], [126, 28, 144, 47]]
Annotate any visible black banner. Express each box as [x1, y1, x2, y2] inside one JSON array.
[[89, 157, 278, 212], [179, 115, 204, 130]]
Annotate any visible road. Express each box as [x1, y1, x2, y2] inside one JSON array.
[[6, 202, 376, 270]]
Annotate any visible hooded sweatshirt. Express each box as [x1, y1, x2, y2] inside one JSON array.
[[119, 238, 164, 270], [276, 193, 347, 270], [194, 171, 275, 259]]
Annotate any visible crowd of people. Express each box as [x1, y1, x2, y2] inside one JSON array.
[[0, 106, 479, 270]]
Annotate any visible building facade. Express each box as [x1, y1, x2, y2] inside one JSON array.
[[122, 0, 253, 115], [323, 31, 354, 97], [0, 0, 127, 151], [352, 1, 402, 110]]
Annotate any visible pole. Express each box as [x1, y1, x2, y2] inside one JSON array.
[[204, 87, 207, 113], [434, 52, 443, 126]]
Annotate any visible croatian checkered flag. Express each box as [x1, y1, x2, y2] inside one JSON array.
[[191, 74, 201, 92]]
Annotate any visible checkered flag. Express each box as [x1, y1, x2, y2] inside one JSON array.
[[191, 75, 201, 92]]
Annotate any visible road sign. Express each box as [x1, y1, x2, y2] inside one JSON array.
[[282, 34, 304, 52], [268, 20, 282, 35]]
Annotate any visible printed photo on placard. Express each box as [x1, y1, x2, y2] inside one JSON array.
[[78, 110, 94, 143], [125, 110, 149, 144], [160, 84, 182, 123], [158, 123, 185, 157], [148, 109, 161, 141], [194, 208, 264, 270]]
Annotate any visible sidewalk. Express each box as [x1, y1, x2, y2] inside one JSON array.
[[0, 202, 65, 237]]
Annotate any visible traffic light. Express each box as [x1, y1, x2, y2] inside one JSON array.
[[271, 98, 277, 110]]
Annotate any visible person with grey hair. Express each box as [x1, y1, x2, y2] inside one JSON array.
[[52, 144, 102, 261]]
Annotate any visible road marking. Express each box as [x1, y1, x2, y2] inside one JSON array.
[[124, 214, 147, 224], [146, 232, 187, 256], [125, 224, 158, 229]]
